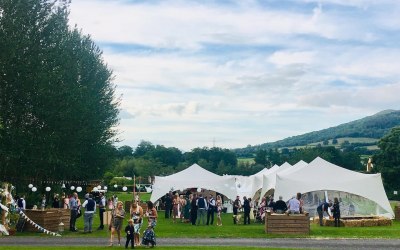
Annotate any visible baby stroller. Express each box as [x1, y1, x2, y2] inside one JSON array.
[[142, 226, 156, 248]]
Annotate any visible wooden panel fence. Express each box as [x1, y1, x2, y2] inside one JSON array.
[[265, 212, 310, 235]]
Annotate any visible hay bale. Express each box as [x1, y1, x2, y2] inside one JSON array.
[[377, 218, 392, 226]]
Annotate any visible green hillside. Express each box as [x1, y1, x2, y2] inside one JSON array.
[[235, 109, 400, 156]]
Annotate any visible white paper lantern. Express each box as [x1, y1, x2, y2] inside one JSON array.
[[122, 186, 128, 191], [45, 187, 51, 192], [197, 187, 201, 192], [93, 187, 98, 192], [114, 184, 118, 188], [76, 186, 82, 192], [104, 186, 108, 190], [32, 187, 37, 192], [28, 184, 33, 189], [70, 186, 75, 191], [97, 185, 101, 190]]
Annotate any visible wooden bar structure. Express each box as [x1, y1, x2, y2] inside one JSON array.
[[395, 206, 400, 221], [265, 212, 310, 235], [23, 208, 70, 232]]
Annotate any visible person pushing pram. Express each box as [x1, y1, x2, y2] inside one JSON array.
[[142, 201, 157, 247]]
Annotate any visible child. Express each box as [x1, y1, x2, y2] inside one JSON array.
[[124, 219, 135, 249], [142, 225, 156, 248]]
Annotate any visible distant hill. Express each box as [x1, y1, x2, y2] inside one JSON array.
[[235, 109, 400, 156]]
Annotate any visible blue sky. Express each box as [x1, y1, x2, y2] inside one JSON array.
[[69, 0, 400, 151]]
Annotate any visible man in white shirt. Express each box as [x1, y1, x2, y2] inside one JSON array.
[[287, 196, 300, 214], [206, 194, 216, 225], [82, 194, 96, 233]]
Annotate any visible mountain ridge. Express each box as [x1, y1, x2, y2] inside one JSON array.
[[234, 109, 400, 155]]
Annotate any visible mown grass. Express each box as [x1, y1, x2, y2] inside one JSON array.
[[15, 208, 400, 239], [0, 247, 296, 250], [12, 196, 400, 239]]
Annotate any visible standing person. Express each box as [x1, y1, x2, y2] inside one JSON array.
[[332, 197, 341, 227], [243, 196, 251, 225], [109, 201, 125, 246], [216, 195, 223, 226], [183, 195, 191, 223], [297, 192, 304, 214], [76, 194, 82, 219], [259, 197, 267, 221], [317, 201, 332, 226], [69, 192, 79, 232], [63, 193, 70, 209], [52, 194, 60, 208], [82, 194, 96, 233], [196, 193, 207, 225], [164, 193, 172, 219], [190, 193, 198, 225], [130, 202, 143, 247], [17, 195, 26, 212], [146, 201, 158, 228], [206, 194, 216, 225], [41, 194, 46, 210], [267, 196, 275, 210], [249, 198, 255, 222], [179, 195, 186, 222], [172, 193, 180, 223], [232, 195, 241, 224], [97, 192, 106, 230], [124, 219, 135, 249]]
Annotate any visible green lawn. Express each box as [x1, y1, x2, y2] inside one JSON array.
[[0, 247, 295, 250], [16, 209, 400, 239], [11, 196, 400, 239]]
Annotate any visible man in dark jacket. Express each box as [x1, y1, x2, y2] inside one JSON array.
[[164, 193, 172, 219], [243, 196, 251, 225], [125, 219, 135, 249], [273, 195, 288, 214]]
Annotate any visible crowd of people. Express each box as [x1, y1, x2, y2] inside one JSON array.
[[15, 191, 158, 248], [163, 192, 225, 226]]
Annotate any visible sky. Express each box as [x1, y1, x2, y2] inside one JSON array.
[[68, 0, 400, 152]]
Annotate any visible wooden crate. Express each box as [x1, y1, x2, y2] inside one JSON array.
[[23, 208, 70, 232], [395, 206, 400, 221], [265, 212, 310, 235]]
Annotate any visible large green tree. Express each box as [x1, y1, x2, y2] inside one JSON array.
[[0, 0, 119, 182], [373, 127, 400, 194]]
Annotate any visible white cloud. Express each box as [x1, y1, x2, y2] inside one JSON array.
[[68, 0, 400, 151]]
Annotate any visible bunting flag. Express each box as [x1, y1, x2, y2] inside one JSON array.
[[19, 210, 61, 237]]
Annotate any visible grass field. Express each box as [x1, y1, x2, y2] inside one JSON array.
[[0, 247, 293, 250], [16, 207, 400, 239]]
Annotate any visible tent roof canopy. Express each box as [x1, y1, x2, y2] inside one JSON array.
[[150, 163, 237, 202]]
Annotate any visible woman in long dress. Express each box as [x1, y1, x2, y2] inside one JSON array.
[[216, 195, 223, 226], [109, 201, 125, 246], [172, 193, 180, 223]]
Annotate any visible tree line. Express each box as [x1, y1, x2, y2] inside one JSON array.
[[0, 0, 119, 183]]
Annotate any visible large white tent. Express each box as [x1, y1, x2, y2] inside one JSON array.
[[259, 162, 292, 201], [274, 157, 394, 218], [150, 163, 237, 202]]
